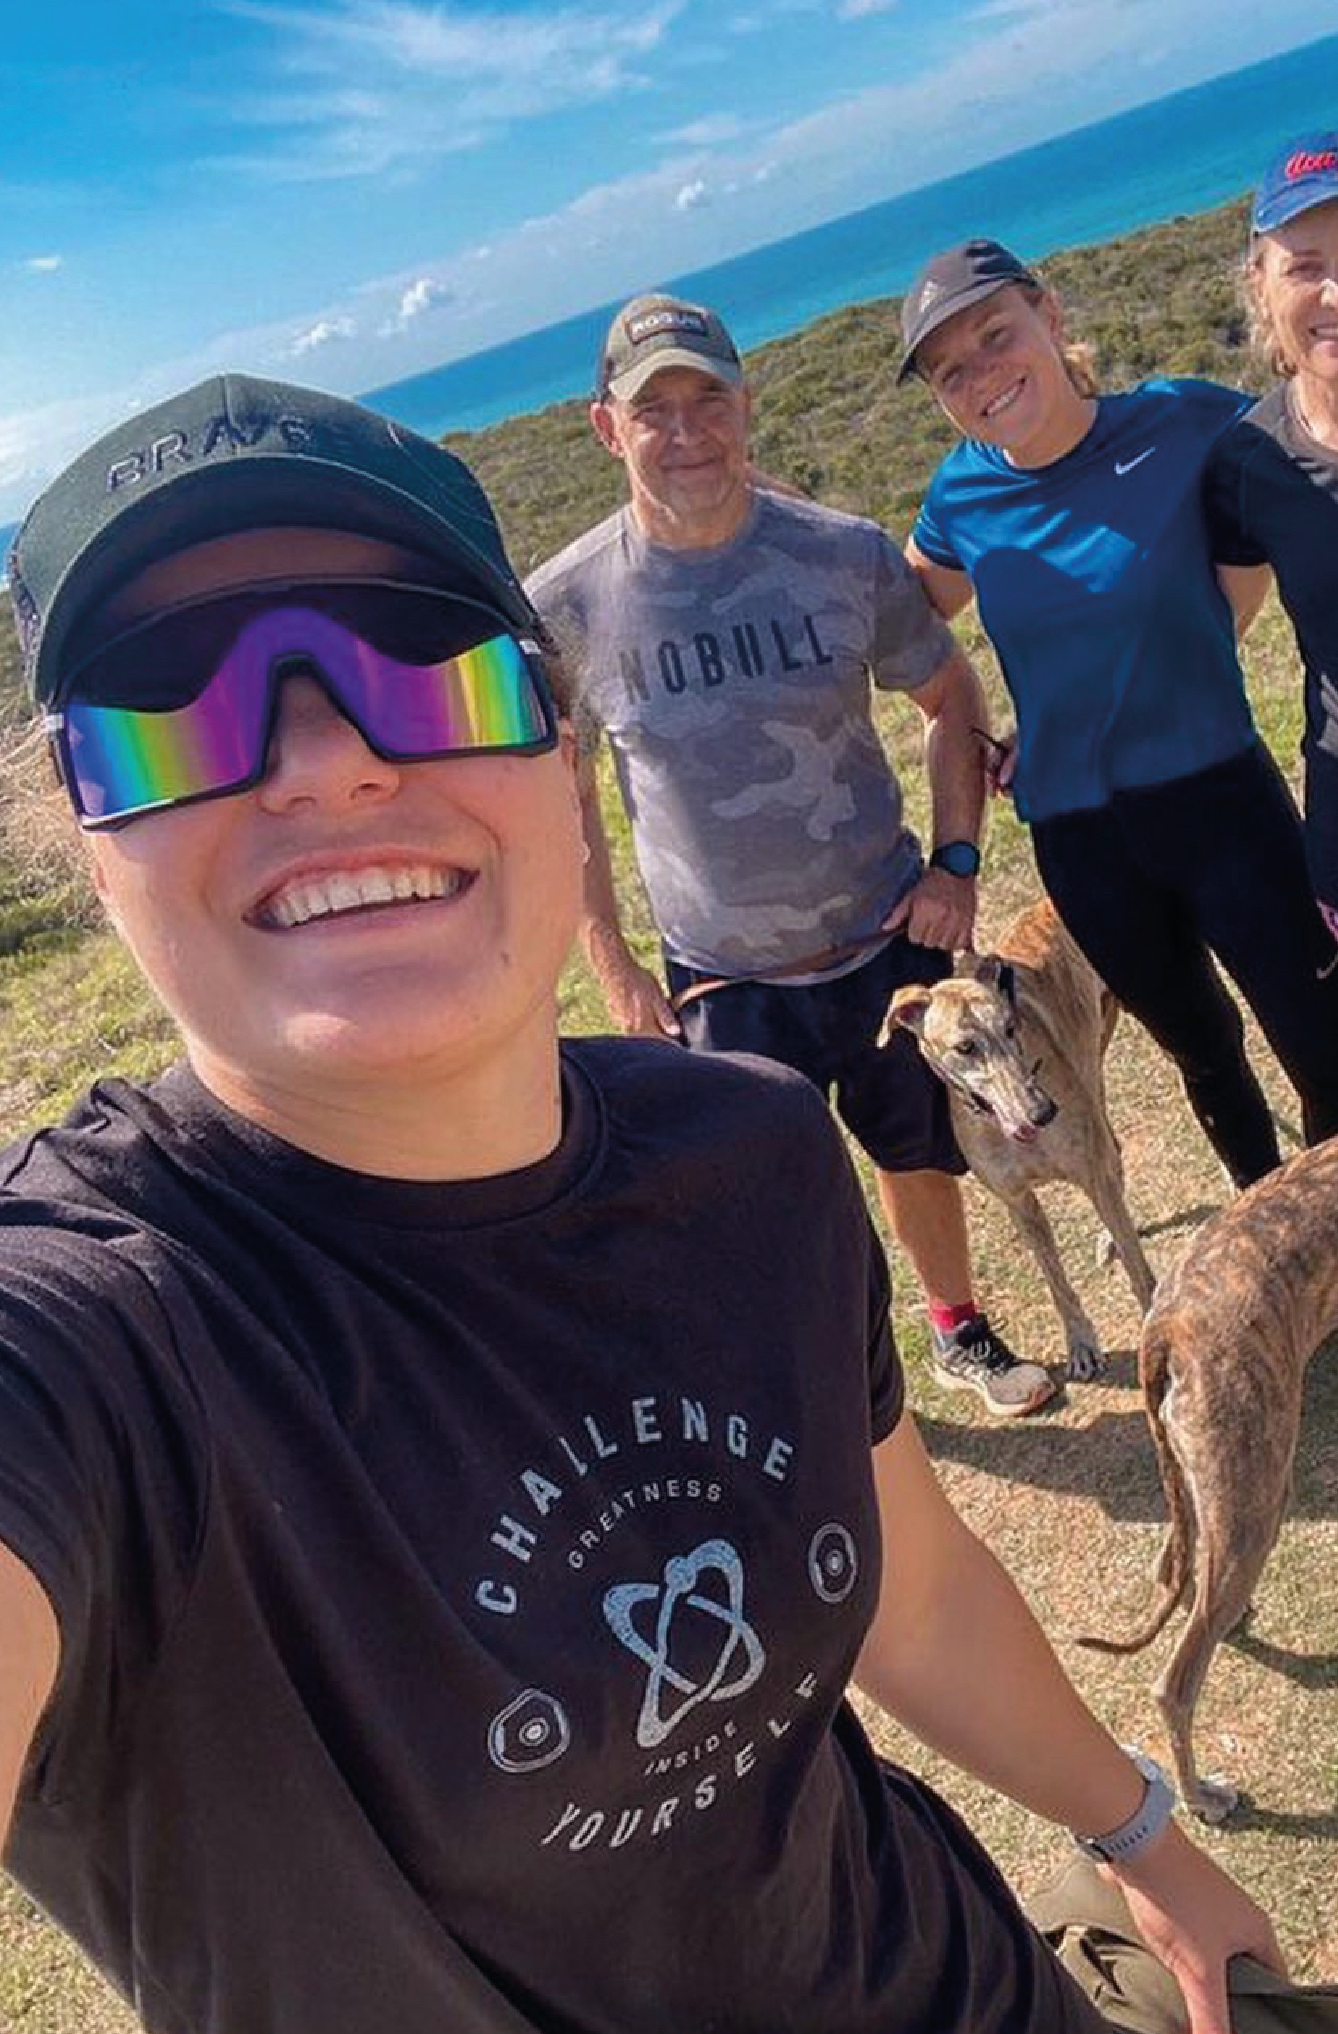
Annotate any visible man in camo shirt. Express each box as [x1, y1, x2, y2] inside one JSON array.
[[527, 293, 1051, 1417]]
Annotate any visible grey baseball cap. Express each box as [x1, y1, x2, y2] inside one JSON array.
[[8, 372, 538, 707], [896, 239, 1040, 383], [596, 293, 744, 402]]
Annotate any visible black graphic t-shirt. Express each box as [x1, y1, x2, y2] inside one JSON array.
[[0, 1040, 1096, 2034], [1205, 385, 1338, 908]]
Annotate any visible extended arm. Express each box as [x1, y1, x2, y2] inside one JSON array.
[[0, 1538, 58, 1849], [578, 761, 681, 1039], [885, 643, 988, 952], [857, 1417, 1283, 2034], [906, 535, 1017, 793]]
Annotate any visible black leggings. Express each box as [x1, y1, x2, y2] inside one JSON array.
[[1032, 745, 1338, 1186]]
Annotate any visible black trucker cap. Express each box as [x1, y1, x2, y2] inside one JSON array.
[[9, 372, 537, 708]]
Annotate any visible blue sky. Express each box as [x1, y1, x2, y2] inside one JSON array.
[[0, 0, 1326, 521]]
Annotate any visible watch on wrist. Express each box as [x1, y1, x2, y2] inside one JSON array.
[[1073, 1752, 1177, 1864], [928, 840, 981, 879]]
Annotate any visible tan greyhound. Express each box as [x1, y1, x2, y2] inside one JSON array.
[[885, 898, 1155, 1379], [1082, 1133, 1338, 1821]]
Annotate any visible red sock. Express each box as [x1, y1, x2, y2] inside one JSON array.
[[928, 1300, 979, 1334]]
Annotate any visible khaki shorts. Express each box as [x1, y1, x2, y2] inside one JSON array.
[[1031, 1857, 1338, 2033]]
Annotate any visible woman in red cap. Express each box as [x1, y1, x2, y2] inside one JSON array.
[[1205, 132, 1338, 939], [899, 237, 1338, 1192]]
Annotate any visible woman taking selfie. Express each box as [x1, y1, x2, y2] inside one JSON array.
[[0, 374, 1279, 2032], [900, 238, 1338, 1187]]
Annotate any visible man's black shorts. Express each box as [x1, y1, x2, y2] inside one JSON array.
[[664, 936, 965, 1176]]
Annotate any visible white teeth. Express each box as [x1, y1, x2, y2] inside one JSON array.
[[984, 383, 1021, 418], [327, 874, 363, 913], [262, 864, 457, 927]]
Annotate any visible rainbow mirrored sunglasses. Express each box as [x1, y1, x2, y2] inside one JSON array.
[[43, 580, 559, 829]]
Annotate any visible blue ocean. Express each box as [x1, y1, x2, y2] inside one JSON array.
[[363, 33, 1338, 440]]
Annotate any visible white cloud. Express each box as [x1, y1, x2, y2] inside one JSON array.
[[0, 390, 136, 501], [836, 0, 895, 15], [21, 254, 63, 274], [400, 276, 450, 321], [659, 113, 751, 147], [378, 275, 453, 335], [672, 0, 1308, 241], [216, 0, 686, 180], [288, 315, 356, 356], [674, 178, 710, 210], [726, 0, 818, 28]]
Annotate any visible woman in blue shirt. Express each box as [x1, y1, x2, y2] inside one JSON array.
[[899, 237, 1338, 1187]]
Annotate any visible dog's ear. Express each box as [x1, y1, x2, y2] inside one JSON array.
[[883, 984, 934, 1043], [963, 954, 1017, 1006]]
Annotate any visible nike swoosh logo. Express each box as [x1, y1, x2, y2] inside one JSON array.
[[1114, 447, 1156, 476]]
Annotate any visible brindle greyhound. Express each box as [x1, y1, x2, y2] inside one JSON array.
[[885, 898, 1156, 1379], [1081, 1133, 1338, 1821]]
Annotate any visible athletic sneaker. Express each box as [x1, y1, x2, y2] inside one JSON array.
[[930, 1313, 1057, 1417]]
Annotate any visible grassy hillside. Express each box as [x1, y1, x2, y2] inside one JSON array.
[[2, 194, 1335, 2032]]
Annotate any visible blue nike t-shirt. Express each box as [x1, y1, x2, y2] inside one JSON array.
[[912, 379, 1257, 821]]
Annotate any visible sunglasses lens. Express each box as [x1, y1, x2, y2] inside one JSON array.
[[62, 685, 264, 824], [352, 631, 552, 754], [56, 586, 557, 826]]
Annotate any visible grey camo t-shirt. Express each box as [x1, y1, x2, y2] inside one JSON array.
[[528, 489, 955, 976]]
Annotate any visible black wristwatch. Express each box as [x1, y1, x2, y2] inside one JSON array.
[[928, 840, 981, 878]]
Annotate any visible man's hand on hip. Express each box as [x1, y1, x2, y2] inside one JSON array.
[[885, 869, 977, 954]]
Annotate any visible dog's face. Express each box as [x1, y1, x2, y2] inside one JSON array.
[[882, 958, 1059, 1144]]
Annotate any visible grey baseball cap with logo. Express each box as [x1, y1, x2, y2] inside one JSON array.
[[8, 372, 538, 708], [596, 293, 744, 402], [896, 239, 1041, 383]]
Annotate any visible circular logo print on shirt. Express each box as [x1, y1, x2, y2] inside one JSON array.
[[808, 1523, 858, 1604], [488, 1688, 573, 1773]]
